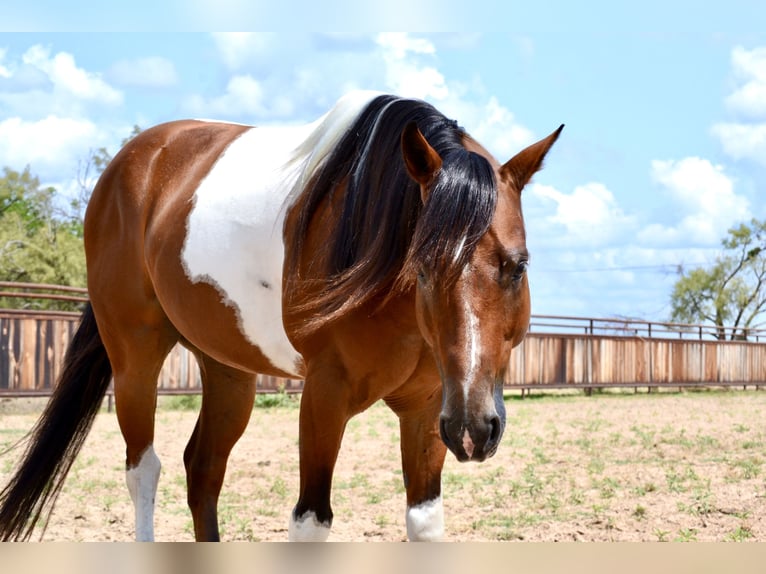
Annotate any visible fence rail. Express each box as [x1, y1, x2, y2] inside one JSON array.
[[0, 284, 764, 397], [529, 314, 766, 342]]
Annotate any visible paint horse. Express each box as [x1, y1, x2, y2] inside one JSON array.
[[0, 92, 562, 541]]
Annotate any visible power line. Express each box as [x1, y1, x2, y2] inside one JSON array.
[[535, 263, 707, 273]]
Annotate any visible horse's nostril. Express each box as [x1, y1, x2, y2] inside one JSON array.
[[439, 416, 451, 449], [487, 415, 502, 446]]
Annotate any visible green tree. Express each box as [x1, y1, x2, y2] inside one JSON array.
[[0, 166, 87, 309], [0, 166, 56, 232], [670, 218, 766, 340], [0, 126, 141, 310]]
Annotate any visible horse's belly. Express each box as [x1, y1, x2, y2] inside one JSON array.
[[181, 126, 308, 377]]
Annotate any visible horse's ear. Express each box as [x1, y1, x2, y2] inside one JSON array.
[[401, 122, 442, 203], [500, 124, 564, 192]]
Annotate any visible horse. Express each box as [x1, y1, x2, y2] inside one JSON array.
[[0, 91, 562, 542]]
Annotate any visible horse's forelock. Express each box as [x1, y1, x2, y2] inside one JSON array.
[[285, 94, 495, 336], [399, 149, 497, 290]]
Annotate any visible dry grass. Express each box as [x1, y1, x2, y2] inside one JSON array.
[[1, 389, 765, 541]]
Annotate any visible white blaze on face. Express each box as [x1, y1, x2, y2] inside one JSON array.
[[458, 266, 481, 455], [460, 266, 482, 400]]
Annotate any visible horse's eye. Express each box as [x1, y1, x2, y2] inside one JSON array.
[[514, 260, 529, 279], [500, 258, 528, 286]]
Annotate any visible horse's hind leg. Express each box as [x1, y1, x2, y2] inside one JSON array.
[[94, 308, 178, 542], [385, 379, 447, 541], [183, 354, 256, 541]]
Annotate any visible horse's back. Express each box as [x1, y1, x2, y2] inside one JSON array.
[[85, 119, 306, 378]]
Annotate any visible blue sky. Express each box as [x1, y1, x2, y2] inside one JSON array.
[[1, 5, 765, 323]]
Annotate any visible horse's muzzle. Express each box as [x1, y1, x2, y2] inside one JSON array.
[[439, 411, 504, 462]]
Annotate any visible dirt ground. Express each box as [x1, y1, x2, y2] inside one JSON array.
[[1, 389, 765, 542]]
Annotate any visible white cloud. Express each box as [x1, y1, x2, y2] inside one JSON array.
[[0, 45, 123, 121], [713, 45, 766, 166], [193, 33, 535, 162], [376, 33, 448, 101], [21, 45, 122, 106], [0, 48, 11, 79], [725, 45, 766, 119], [0, 115, 107, 179], [710, 122, 766, 166], [211, 32, 275, 71], [182, 74, 295, 119], [108, 56, 179, 88], [374, 33, 534, 159], [528, 181, 635, 248], [641, 157, 749, 245], [450, 96, 535, 160]]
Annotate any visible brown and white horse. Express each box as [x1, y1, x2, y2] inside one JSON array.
[[0, 92, 562, 541]]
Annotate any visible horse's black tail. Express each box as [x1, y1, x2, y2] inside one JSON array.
[[0, 303, 112, 541]]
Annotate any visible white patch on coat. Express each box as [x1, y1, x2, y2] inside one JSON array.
[[406, 496, 444, 541], [126, 445, 161, 542], [182, 91, 382, 377], [289, 510, 331, 542]]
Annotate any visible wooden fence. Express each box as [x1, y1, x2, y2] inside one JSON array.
[[0, 311, 301, 396], [1, 311, 765, 397], [507, 334, 766, 390], [0, 283, 764, 396]]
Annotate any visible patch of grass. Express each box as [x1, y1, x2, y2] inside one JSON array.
[[270, 477, 288, 499], [255, 390, 298, 409], [695, 434, 720, 450], [665, 466, 698, 493], [350, 473, 370, 489], [165, 394, 202, 411], [687, 484, 714, 516], [386, 477, 406, 496], [443, 472, 471, 489], [256, 506, 279, 518], [531, 447, 550, 464], [520, 464, 544, 498], [597, 477, 619, 499], [544, 494, 562, 515], [568, 488, 586, 506], [219, 507, 255, 541], [732, 457, 762, 479], [727, 525, 754, 542], [674, 528, 698, 542], [587, 457, 606, 476], [367, 492, 383, 504], [633, 482, 657, 496], [630, 425, 656, 449]]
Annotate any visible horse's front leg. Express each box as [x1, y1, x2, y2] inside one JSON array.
[[386, 380, 447, 541], [289, 369, 351, 542]]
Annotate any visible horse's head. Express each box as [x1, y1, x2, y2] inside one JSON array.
[[401, 122, 563, 462]]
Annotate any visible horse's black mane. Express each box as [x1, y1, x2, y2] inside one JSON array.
[[285, 94, 497, 335]]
